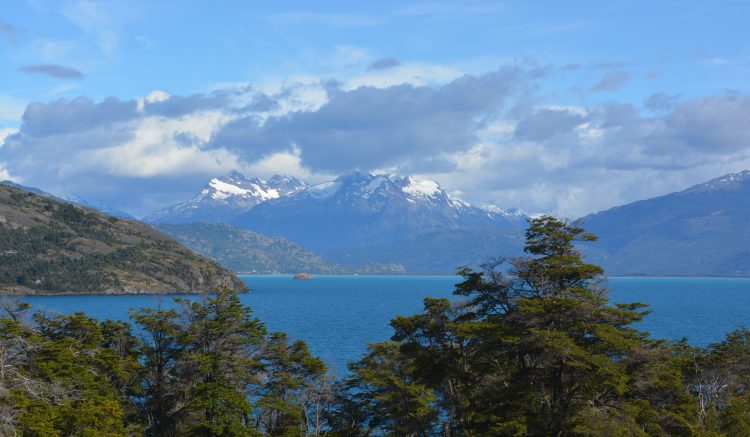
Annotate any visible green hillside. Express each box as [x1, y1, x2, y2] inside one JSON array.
[[0, 185, 246, 294]]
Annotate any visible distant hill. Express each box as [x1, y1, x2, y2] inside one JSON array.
[[0, 184, 246, 294], [325, 228, 526, 274], [144, 172, 308, 224], [581, 171, 750, 277], [155, 222, 348, 274]]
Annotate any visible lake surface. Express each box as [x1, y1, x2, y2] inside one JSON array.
[[20, 275, 750, 375]]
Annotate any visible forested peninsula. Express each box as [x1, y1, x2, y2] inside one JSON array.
[[0, 184, 245, 294]]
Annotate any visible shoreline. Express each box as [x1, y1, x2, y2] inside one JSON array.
[[5, 275, 750, 297], [238, 273, 750, 279]]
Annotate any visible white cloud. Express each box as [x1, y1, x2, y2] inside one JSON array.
[[86, 111, 237, 177], [137, 90, 171, 111], [0, 166, 12, 181], [4, 68, 750, 219], [0, 128, 19, 146], [241, 146, 334, 184]]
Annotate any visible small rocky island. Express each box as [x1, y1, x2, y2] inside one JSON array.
[[293, 272, 313, 280]]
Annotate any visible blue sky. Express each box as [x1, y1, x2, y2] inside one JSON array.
[[1, 1, 749, 217]]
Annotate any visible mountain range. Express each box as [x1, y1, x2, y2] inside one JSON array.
[[231, 172, 526, 251], [142, 169, 750, 276], [144, 172, 308, 224], [10, 168, 750, 278], [145, 171, 527, 273]]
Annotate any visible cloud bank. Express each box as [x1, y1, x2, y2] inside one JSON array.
[[2, 66, 750, 218]]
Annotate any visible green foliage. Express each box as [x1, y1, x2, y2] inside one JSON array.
[[131, 289, 334, 436], [254, 332, 330, 436], [2, 216, 750, 436], [334, 216, 750, 436], [5, 309, 141, 436]]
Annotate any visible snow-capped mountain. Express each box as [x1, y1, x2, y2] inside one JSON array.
[[678, 170, 750, 194], [230, 172, 527, 253], [143, 171, 309, 224]]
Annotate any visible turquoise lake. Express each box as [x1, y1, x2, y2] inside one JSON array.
[[21, 275, 750, 375]]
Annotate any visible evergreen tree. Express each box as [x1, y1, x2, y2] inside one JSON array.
[[253, 332, 331, 436], [359, 216, 696, 436], [2, 216, 750, 435], [132, 307, 186, 436], [175, 289, 267, 436]]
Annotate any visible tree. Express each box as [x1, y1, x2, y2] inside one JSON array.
[[14, 311, 142, 436], [347, 216, 693, 436], [174, 289, 266, 436], [132, 307, 186, 436], [339, 341, 438, 436], [253, 332, 331, 436]]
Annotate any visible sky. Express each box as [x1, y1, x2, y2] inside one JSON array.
[[1, 0, 749, 218]]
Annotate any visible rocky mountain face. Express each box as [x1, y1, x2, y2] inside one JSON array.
[[0, 184, 246, 294], [144, 172, 309, 224], [231, 172, 526, 252], [580, 170, 750, 276], [225, 172, 527, 272]]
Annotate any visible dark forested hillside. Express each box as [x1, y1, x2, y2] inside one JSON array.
[[0, 185, 245, 294], [155, 222, 348, 274]]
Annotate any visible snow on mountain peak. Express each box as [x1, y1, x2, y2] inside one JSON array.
[[209, 178, 251, 196], [306, 181, 343, 199], [682, 170, 750, 194], [485, 205, 525, 218], [401, 176, 441, 198], [207, 177, 283, 201], [144, 172, 310, 224], [362, 175, 387, 197], [714, 170, 750, 185]]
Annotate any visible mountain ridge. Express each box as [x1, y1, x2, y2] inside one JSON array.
[[580, 170, 750, 277], [231, 172, 527, 253], [144, 171, 309, 224]]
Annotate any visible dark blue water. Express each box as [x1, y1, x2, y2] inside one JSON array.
[[17, 275, 750, 374]]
